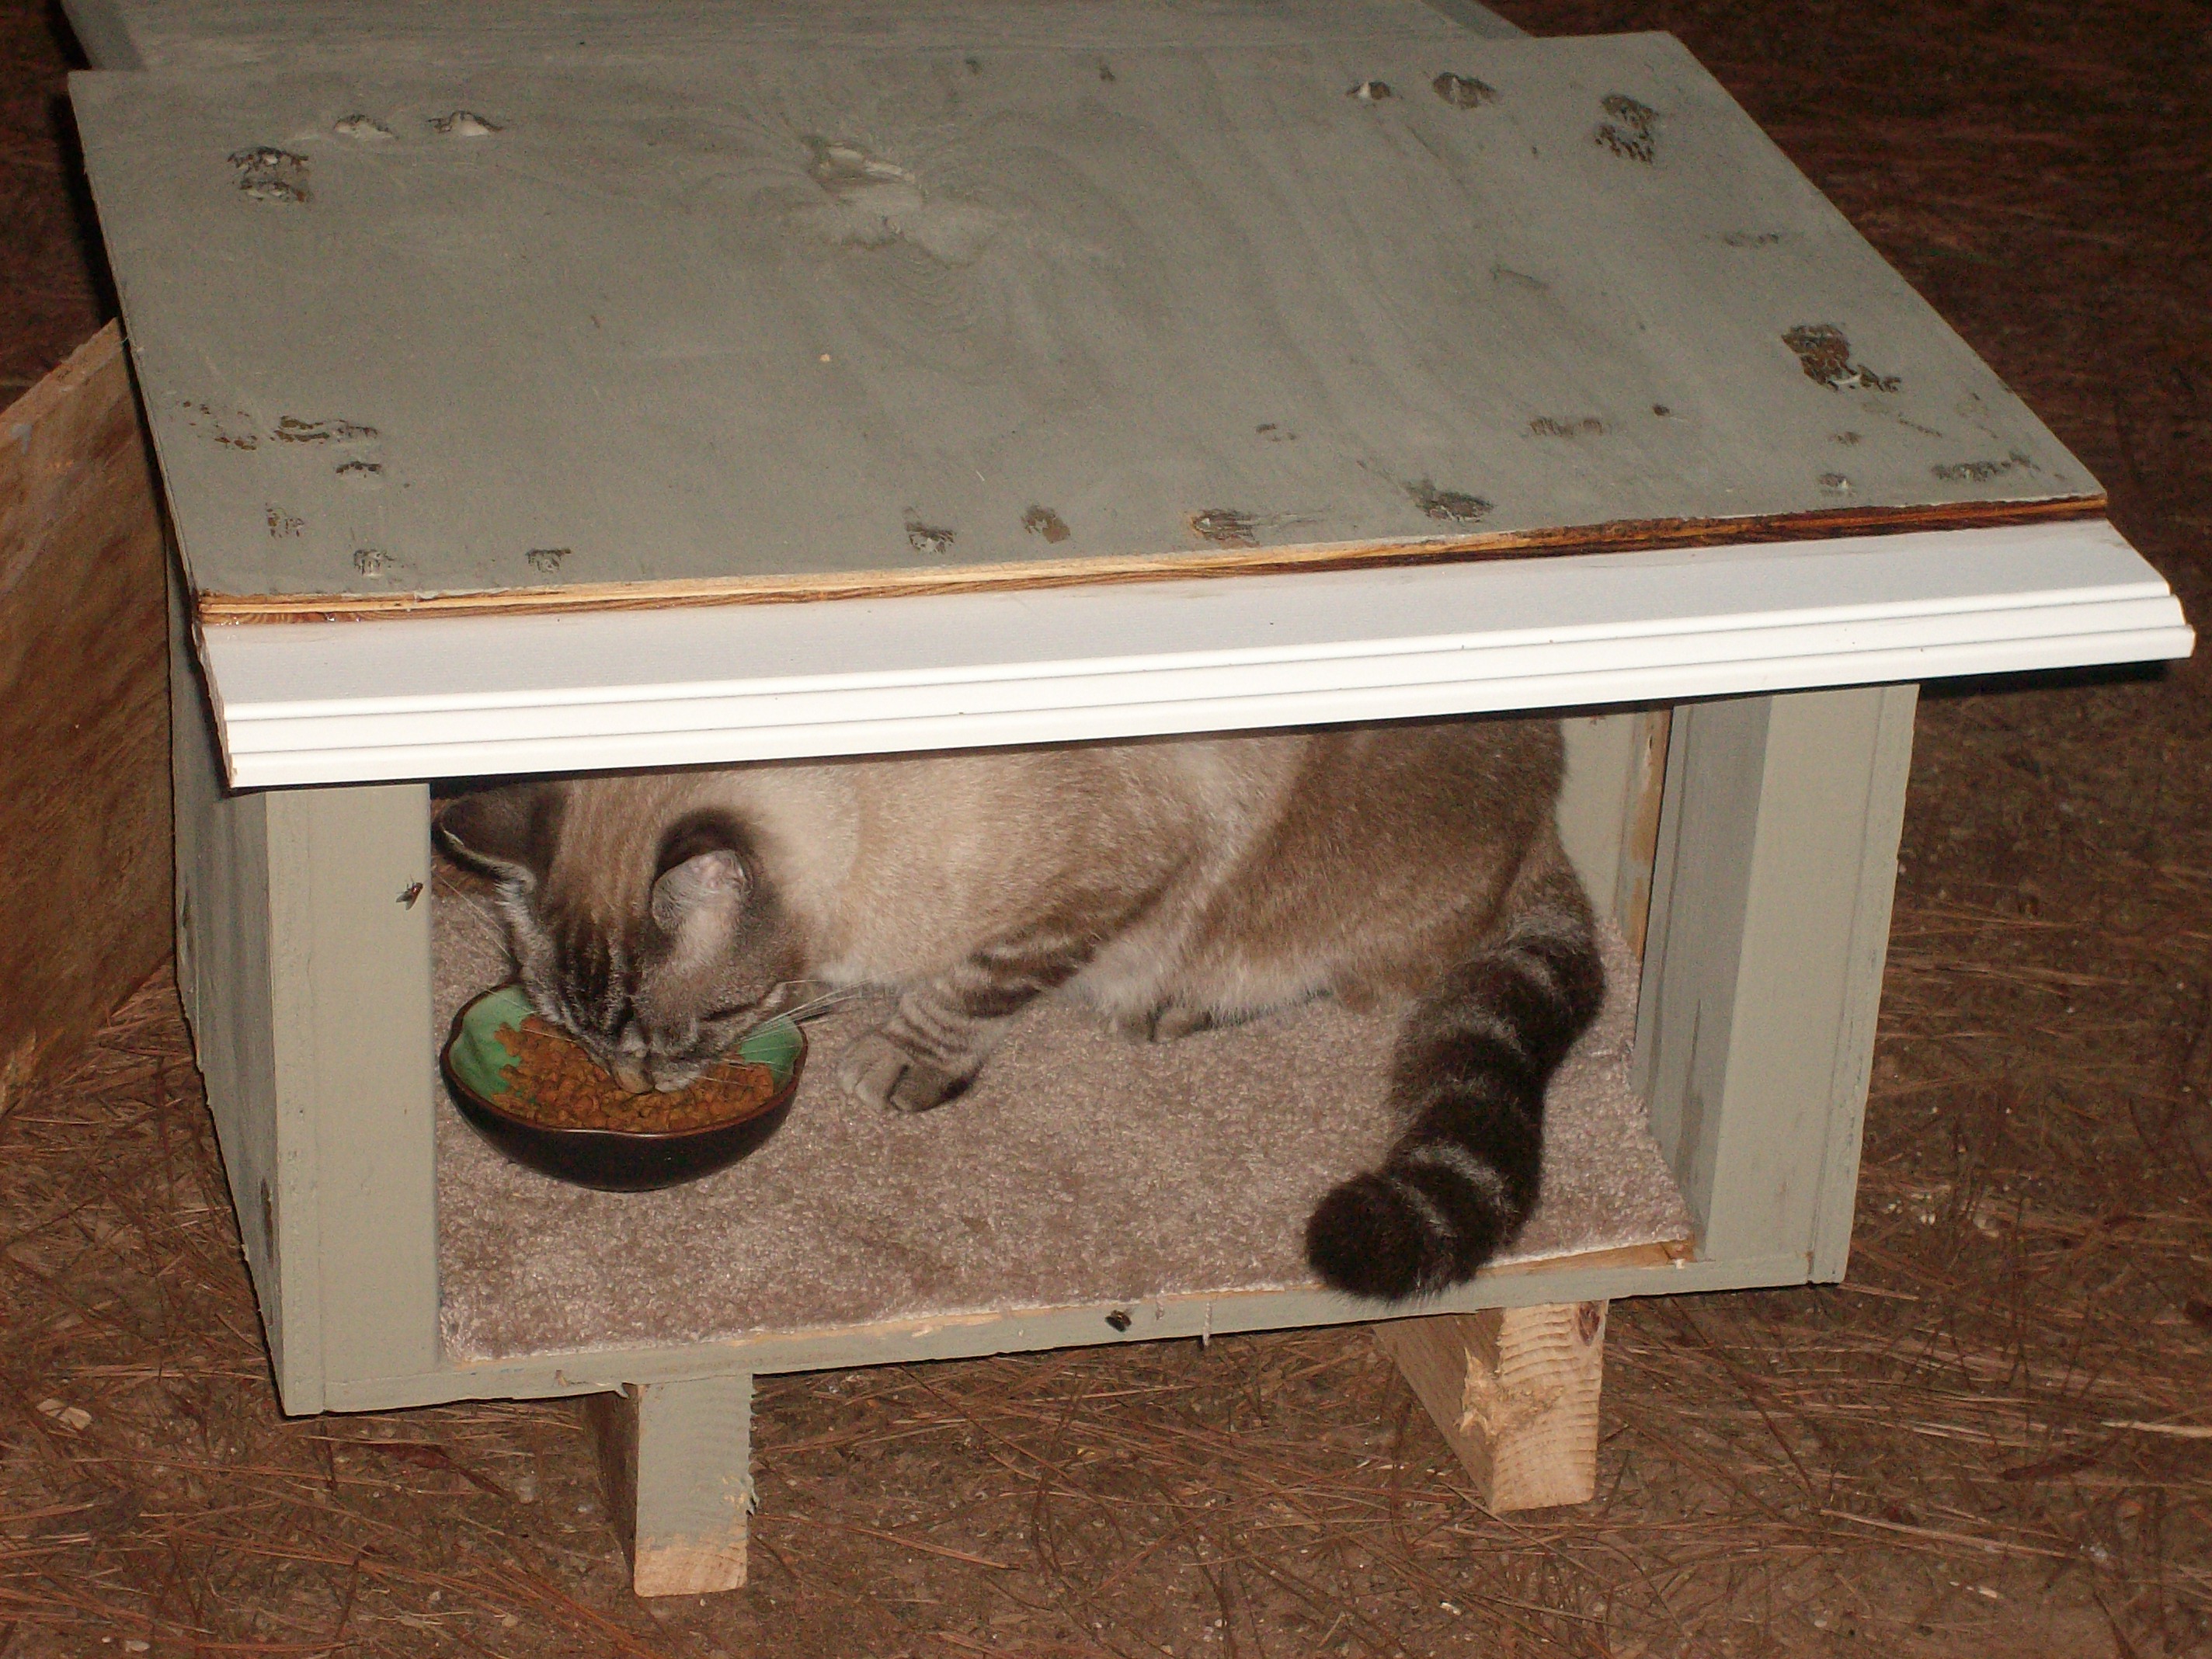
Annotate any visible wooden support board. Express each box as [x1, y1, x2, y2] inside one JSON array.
[[0, 324, 171, 1101], [1376, 1300, 1608, 1511], [72, 28, 2099, 624], [587, 1376, 756, 1597]]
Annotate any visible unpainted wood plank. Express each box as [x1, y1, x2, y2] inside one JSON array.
[[1376, 1299, 1608, 1510], [1558, 711, 1638, 924], [71, 33, 2101, 622], [0, 323, 171, 1101], [1633, 685, 1915, 1266], [1614, 707, 1671, 958], [1559, 705, 1669, 946], [588, 1376, 756, 1597]]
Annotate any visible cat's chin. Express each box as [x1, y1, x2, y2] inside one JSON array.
[[642, 1058, 717, 1094]]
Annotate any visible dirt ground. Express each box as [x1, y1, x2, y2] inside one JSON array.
[[2, 0, 2208, 1654]]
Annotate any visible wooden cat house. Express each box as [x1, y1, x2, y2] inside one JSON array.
[[62, 0, 2190, 1595]]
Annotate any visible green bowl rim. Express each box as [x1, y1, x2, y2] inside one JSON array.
[[440, 983, 805, 1143]]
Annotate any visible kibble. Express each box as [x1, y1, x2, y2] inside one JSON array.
[[492, 1017, 778, 1132]]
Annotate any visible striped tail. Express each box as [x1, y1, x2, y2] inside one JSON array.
[[1304, 859, 1604, 1300]]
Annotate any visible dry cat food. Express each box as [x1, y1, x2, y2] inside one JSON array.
[[492, 1017, 777, 1132]]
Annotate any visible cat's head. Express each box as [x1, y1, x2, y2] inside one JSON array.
[[438, 780, 805, 1093]]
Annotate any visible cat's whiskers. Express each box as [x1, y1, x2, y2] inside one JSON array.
[[741, 983, 864, 1036]]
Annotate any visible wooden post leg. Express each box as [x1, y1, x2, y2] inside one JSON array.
[[1376, 1301, 1607, 1511], [586, 1373, 756, 1596]]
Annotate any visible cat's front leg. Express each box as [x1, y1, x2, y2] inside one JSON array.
[[838, 934, 1091, 1113]]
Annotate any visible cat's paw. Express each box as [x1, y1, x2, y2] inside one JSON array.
[[1111, 1003, 1219, 1044], [838, 1031, 969, 1114]]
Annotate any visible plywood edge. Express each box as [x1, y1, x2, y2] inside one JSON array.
[[500, 1234, 1696, 1372], [332, 1238, 1818, 1409], [193, 494, 2109, 626]]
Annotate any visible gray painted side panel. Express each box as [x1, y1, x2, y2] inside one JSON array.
[[1634, 686, 1913, 1268], [1807, 685, 1914, 1278], [264, 784, 441, 1397], [171, 560, 322, 1407]]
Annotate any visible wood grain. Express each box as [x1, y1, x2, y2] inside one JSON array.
[[1376, 1299, 1608, 1511], [70, 30, 2104, 624], [1616, 706, 1671, 959], [0, 322, 170, 1100]]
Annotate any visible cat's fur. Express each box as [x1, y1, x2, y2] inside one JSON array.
[[438, 720, 1602, 1300]]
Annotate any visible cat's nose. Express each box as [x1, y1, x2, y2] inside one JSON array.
[[610, 1056, 653, 1095]]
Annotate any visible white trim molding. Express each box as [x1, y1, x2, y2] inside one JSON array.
[[202, 520, 2191, 788]]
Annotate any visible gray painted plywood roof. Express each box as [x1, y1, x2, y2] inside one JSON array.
[[64, 0, 1518, 72], [69, 0, 1522, 72], [72, 27, 2099, 621]]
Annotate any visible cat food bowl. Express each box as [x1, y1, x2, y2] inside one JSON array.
[[441, 985, 805, 1191]]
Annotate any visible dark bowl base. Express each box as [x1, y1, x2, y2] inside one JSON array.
[[442, 1056, 802, 1191]]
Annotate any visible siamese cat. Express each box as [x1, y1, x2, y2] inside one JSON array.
[[438, 718, 1601, 1300]]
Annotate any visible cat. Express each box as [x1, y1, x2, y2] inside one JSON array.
[[436, 718, 1603, 1301]]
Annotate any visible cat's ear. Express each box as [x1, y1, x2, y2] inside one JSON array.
[[436, 784, 560, 888], [650, 813, 752, 934]]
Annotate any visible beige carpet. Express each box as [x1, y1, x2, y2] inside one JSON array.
[[433, 869, 1692, 1362]]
